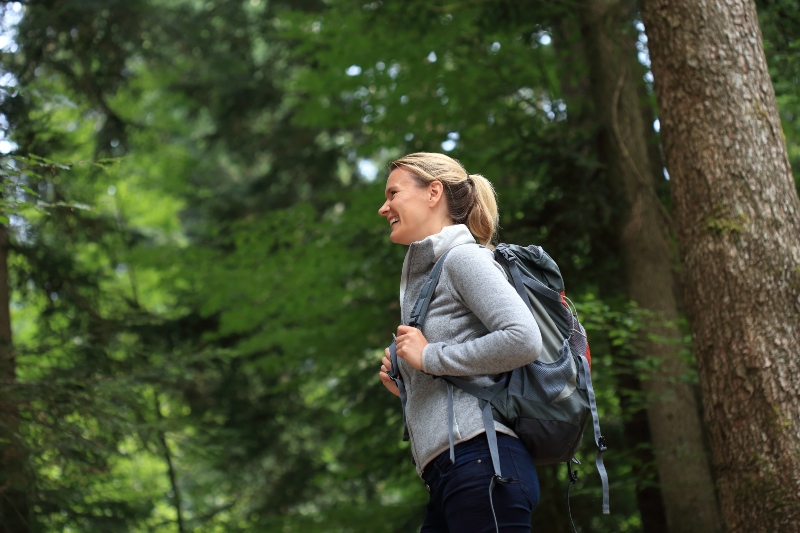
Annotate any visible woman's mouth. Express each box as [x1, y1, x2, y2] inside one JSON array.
[[390, 217, 399, 226]]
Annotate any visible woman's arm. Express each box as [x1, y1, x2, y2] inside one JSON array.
[[420, 246, 542, 376]]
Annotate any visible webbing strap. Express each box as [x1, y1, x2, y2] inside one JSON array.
[[578, 355, 610, 514], [443, 376, 504, 480], [577, 351, 588, 392], [506, 259, 536, 316], [388, 340, 409, 441], [447, 383, 455, 463], [409, 250, 451, 329], [520, 272, 562, 302], [481, 400, 504, 481], [442, 375, 496, 402], [488, 476, 500, 533]]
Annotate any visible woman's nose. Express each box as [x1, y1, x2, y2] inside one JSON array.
[[378, 201, 389, 216]]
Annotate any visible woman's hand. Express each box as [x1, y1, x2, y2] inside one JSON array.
[[379, 349, 400, 397], [395, 325, 428, 371]]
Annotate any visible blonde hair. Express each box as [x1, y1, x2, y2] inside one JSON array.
[[389, 152, 499, 246]]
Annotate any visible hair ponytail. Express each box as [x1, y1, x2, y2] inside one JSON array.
[[465, 173, 499, 247], [388, 152, 499, 247]]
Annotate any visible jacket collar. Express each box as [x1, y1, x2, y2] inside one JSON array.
[[399, 224, 476, 306]]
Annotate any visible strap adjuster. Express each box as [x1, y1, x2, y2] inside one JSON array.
[[568, 466, 579, 484]]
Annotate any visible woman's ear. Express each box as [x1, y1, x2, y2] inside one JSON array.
[[429, 180, 445, 206]]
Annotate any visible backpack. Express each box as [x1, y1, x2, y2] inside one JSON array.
[[387, 242, 609, 517]]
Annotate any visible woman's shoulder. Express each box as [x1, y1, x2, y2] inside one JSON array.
[[444, 243, 506, 279], [445, 242, 490, 261]]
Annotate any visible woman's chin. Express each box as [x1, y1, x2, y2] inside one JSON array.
[[389, 230, 410, 245]]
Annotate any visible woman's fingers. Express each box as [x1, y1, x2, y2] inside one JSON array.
[[393, 327, 427, 370], [396, 325, 417, 337], [379, 369, 400, 397], [378, 350, 399, 396]]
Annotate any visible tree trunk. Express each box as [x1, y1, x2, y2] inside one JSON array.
[[553, 18, 670, 530], [638, 0, 800, 531], [0, 222, 30, 533], [582, 1, 723, 531], [553, 17, 671, 531]]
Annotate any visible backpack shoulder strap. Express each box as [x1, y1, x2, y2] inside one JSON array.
[[408, 249, 452, 329], [494, 247, 536, 316], [387, 248, 452, 445]]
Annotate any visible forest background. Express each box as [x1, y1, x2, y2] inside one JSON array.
[[0, 0, 798, 532]]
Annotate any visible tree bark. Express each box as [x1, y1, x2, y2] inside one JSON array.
[[0, 222, 30, 533], [582, 1, 723, 531], [553, 17, 672, 531], [638, 0, 800, 531]]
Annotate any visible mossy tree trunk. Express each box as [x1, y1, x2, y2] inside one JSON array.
[[583, 1, 723, 531], [639, 0, 800, 530]]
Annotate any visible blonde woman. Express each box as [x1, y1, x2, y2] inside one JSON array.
[[377, 153, 542, 532]]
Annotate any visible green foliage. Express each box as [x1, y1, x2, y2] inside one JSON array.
[[0, 154, 112, 224], [759, 0, 800, 190], [2, 0, 794, 531], [280, 0, 621, 289]]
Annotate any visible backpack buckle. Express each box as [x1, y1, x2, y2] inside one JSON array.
[[598, 435, 607, 453], [568, 467, 579, 483]]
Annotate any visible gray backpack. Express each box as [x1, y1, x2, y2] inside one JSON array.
[[387, 243, 609, 518]]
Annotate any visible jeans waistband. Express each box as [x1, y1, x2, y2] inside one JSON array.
[[422, 432, 522, 484]]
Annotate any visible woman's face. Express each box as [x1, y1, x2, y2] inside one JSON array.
[[378, 168, 443, 245]]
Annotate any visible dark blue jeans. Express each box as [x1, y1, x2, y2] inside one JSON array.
[[420, 433, 539, 532]]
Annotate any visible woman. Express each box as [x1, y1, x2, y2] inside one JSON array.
[[377, 152, 543, 532]]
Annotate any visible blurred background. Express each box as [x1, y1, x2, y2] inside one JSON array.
[[0, 0, 797, 531]]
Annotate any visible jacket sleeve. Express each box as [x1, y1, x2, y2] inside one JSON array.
[[420, 247, 542, 376]]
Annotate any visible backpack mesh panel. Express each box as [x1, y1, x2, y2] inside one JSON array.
[[568, 316, 588, 359], [509, 341, 575, 404]]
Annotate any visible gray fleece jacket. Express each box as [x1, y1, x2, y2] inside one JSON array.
[[397, 224, 542, 475]]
